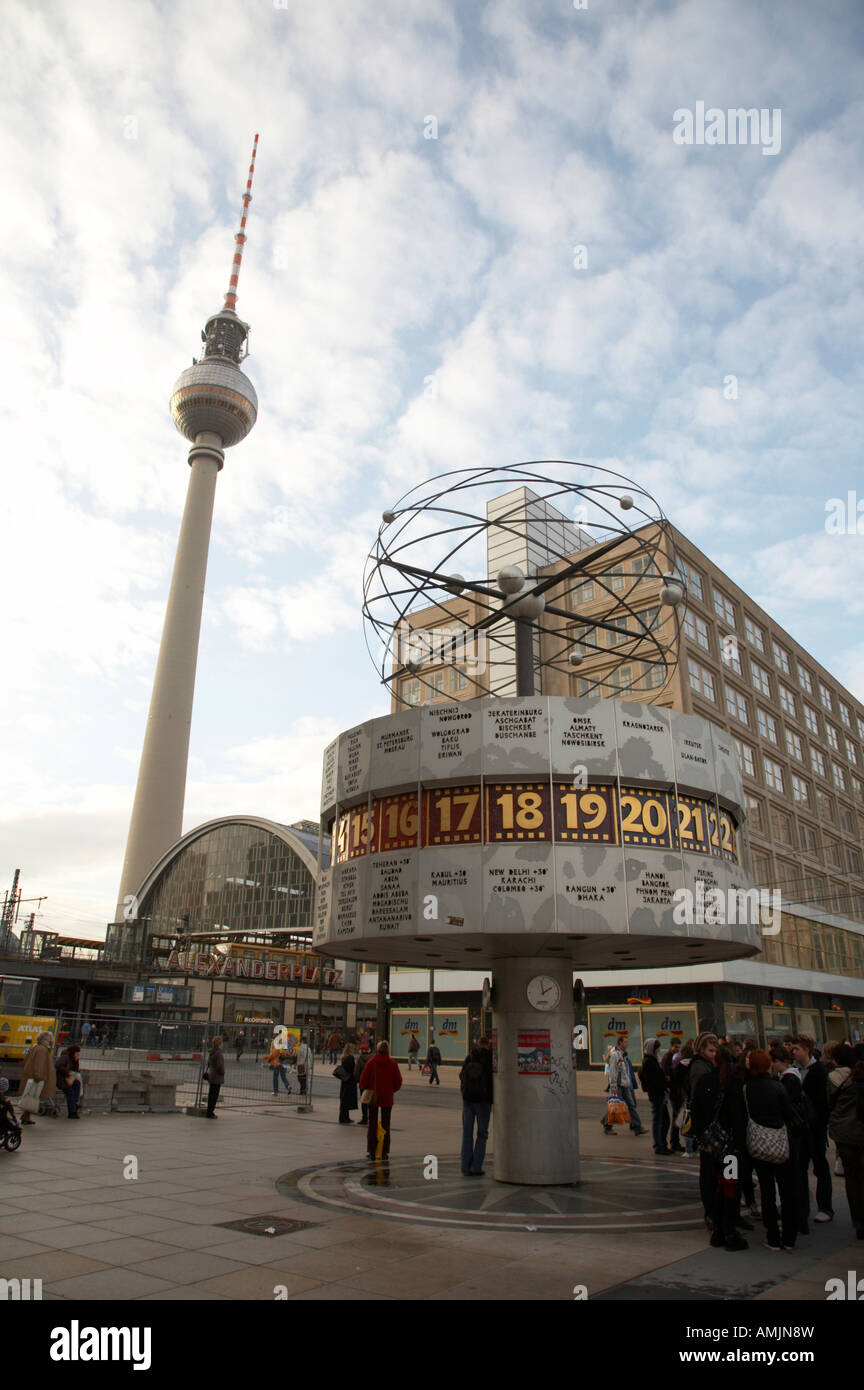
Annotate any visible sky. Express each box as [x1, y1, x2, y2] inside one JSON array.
[[1, 0, 863, 941]]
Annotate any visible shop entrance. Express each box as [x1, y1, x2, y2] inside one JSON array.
[[823, 1012, 848, 1044]]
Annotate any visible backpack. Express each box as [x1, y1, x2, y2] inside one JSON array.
[[461, 1060, 486, 1102]]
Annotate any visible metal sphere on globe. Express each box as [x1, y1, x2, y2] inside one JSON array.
[[660, 572, 685, 607], [170, 360, 258, 447], [382, 509, 397, 524], [444, 574, 466, 594], [502, 584, 546, 620], [619, 494, 634, 510], [498, 565, 526, 595], [568, 647, 585, 666]]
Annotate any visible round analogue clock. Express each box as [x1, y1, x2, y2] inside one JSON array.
[[526, 975, 561, 1011]]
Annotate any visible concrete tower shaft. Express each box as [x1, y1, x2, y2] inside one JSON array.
[[115, 138, 260, 923]]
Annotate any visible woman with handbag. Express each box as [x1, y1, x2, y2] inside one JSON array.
[[744, 1049, 797, 1251], [358, 1040, 402, 1160], [336, 1043, 359, 1124], [17, 1032, 56, 1125], [690, 1035, 748, 1250]]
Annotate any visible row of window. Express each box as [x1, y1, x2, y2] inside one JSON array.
[[678, 560, 861, 733], [745, 792, 862, 871], [689, 662, 864, 795]]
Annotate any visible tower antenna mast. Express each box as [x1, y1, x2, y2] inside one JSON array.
[[223, 132, 259, 313]]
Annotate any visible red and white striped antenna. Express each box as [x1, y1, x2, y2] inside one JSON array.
[[223, 133, 259, 313]]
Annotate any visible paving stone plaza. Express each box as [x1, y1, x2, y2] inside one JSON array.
[[3, 1067, 859, 1304]]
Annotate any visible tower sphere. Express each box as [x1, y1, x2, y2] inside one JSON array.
[[170, 359, 258, 447]]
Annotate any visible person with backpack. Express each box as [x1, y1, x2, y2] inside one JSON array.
[[791, 1034, 833, 1226], [426, 1037, 442, 1086], [460, 1037, 493, 1176]]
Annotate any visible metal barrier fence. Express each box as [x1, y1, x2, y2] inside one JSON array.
[[55, 1013, 317, 1112]]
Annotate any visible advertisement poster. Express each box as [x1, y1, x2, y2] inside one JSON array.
[[588, 1007, 644, 1066], [271, 1026, 301, 1062], [517, 1029, 551, 1074], [640, 1006, 698, 1050], [432, 1010, 468, 1062], [389, 1009, 429, 1060]]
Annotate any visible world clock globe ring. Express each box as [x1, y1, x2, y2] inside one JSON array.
[[363, 460, 685, 703]]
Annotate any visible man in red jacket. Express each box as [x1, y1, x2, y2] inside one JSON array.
[[359, 1041, 403, 1161]]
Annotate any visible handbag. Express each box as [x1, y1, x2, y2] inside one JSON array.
[[697, 1088, 731, 1159], [744, 1089, 789, 1165], [606, 1096, 630, 1125], [333, 1065, 349, 1081], [360, 1088, 377, 1106], [16, 1079, 43, 1114]]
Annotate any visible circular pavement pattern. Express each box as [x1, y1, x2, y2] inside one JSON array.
[[277, 1155, 705, 1232]]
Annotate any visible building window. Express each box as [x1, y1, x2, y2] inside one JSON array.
[[811, 747, 826, 779], [770, 808, 793, 844], [607, 618, 630, 647], [833, 763, 846, 792], [852, 775, 863, 800], [688, 659, 715, 702], [778, 684, 796, 719], [429, 671, 445, 698], [631, 554, 658, 577], [819, 681, 833, 711], [637, 605, 661, 633], [840, 806, 856, 836], [846, 846, 862, 875], [798, 665, 813, 694], [757, 708, 778, 744], [857, 716, 864, 743], [574, 677, 593, 696], [676, 559, 703, 602], [720, 633, 742, 674], [609, 565, 626, 593], [816, 789, 835, 823], [683, 610, 710, 650], [725, 686, 749, 726], [451, 666, 469, 692], [751, 661, 771, 697], [791, 774, 809, 805], [839, 701, 852, 729], [403, 679, 421, 705], [607, 664, 633, 690], [713, 590, 736, 628], [804, 704, 819, 737], [785, 729, 803, 762], [746, 794, 764, 832], [846, 738, 858, 766], [799, 820, 817, 852], [824, 837, 843, 869], [826, 724, 839, 752], [763, 758, 784, 793], [744, 616, 765, 653], [772, 641, 791, 676], [572, 578, 595, 606], [641, 662, 666, 689], [734, 738, 755, 777]]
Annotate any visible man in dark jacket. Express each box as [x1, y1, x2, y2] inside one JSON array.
[[459, 1037, 493, 1176], [689, 1034, 748, 1250], [426, 1038, 442, 1086], [639, 1038, 670, 1154], [791, 1034, 833, 1224]]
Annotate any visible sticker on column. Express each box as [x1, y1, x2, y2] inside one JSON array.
[[491, 1028, 498, 1074], [517, 1030, 551, 1074]]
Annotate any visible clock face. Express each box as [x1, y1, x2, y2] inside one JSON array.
[[526, 975, 561, 1011]]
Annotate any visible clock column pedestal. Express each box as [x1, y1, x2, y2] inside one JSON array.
[[492, 956, 580, 1185]]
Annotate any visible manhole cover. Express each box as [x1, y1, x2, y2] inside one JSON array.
[[216, 1215, 318, 1237]]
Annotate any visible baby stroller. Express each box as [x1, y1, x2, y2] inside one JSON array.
[[0, 1081, 22, 1151]]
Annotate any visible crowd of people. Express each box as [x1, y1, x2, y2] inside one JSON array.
[[6, 1033, 89, 1127], [602, 1031, 864, 1252]]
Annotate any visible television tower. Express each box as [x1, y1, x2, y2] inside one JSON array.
[[114, 136, 260, 922]]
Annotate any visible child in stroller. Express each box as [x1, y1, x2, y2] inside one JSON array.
[[0, 1078, 22, 1150]]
